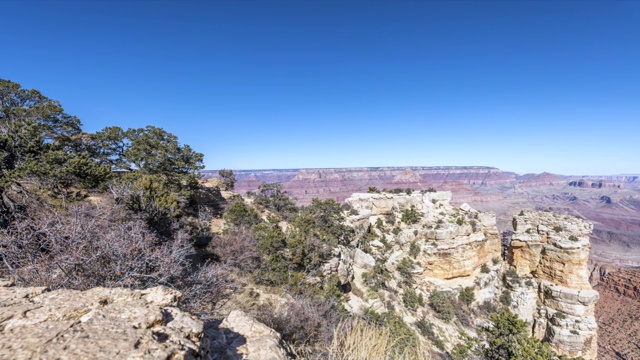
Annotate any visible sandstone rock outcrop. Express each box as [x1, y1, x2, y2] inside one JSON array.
[[509, 211, 599, 359], [212, 310, 289, 360], [0, 282, 204, 359], [345, 191, 501, 280]]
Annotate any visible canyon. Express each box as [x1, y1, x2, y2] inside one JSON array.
[[204, 166, 640, 358], [204, 166, 640, 267]]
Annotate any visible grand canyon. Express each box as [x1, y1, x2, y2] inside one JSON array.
[[204, 166, 640, 358]]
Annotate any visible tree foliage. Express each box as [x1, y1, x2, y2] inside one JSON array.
[[252, 182, 297, 217], [0, 78, 112, 223], [223, 199, 262, 228], [429, 290, 455, 322], [478, 308, 553, 360], [218, 169, 236, 190]]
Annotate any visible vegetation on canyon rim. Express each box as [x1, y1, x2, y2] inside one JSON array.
[[1, 78, 578, 358]]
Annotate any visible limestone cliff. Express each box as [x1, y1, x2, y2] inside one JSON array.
[[344, 191, 501, 279], [326, 193, 599, 359], [509, 211, 599, 359]]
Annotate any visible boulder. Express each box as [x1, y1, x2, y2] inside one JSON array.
[[218, 310, 289, 360]]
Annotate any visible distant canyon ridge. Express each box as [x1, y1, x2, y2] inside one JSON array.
[[202, 166, 640, 267]]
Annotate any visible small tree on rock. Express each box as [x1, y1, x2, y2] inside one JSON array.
[[218, 169, 236, 191]]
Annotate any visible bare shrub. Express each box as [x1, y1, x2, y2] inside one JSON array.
[[452, 299, 473, 327], [253, 294, 340, 357], [0, 203, 192, 290], [179, 263, 232, 319], [329, 318, 430, 360], [207, 226, 260, 271]]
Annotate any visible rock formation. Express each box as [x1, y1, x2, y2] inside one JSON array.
[[0, 280, 290, 360], [344, 191, 501, 279], [508, 211, 599, 359], [203, 166, 640, 269], [325, 193, 599, 359], [0, 282, 205, 359]]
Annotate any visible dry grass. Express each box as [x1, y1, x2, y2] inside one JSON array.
[[328, 318, 431, 360]]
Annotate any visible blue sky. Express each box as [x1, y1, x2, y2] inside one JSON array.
[[3, 1, 639, 175]]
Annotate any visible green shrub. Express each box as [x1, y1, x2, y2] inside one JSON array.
[[478, 309, 553, 359], [223, 200, 261, 228], [362, 260, 391, 291], [414, 318, 445, 350], [555, 312, 567, 320], [499, 290, 512, 307], [253, 183, 298, 218], [396, 258, 415, 285], [568, 235, 578, 241], [401, 205, 423, 225], [553, 225, 564, 233], [392, 227, 401, 235], [456, 217, 464, 226], [518, 210, 525, 216], [409, 241, 421, 258], [429, 290, 455, 322], [481, 264, 490, 273], [492, 257, 500, 265], [570, 329, 579, 335], [458, 286, 475, 306], [402, 288, 424, 312]]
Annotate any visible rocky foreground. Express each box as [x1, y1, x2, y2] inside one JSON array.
[[0, 280, 289, 360]]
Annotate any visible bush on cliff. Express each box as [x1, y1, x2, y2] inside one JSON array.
[[478, 308, 553, 360]]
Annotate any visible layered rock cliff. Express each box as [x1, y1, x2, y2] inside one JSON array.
[[509, 211, 599, 359], [343, 191, 501, 280], [325, 193, 599, 359]]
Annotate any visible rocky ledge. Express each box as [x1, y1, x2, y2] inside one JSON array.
[[0, 281, 203, 359], [0, 280, 289, 360]]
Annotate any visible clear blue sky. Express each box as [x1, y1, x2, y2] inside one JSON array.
[[3, 1, 639, 175]]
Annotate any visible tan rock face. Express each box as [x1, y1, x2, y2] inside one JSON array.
[[345, 192, 501, 280], [0, 284, 204, 359], [508, 211, 598, 359], [421, 234, 501, 279], [217, 310, 289, 360], [510, 211, 593, 290]]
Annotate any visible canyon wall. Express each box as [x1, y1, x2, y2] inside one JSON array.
[[204, 166, 640, 268], [509, 211, 598, 359]]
